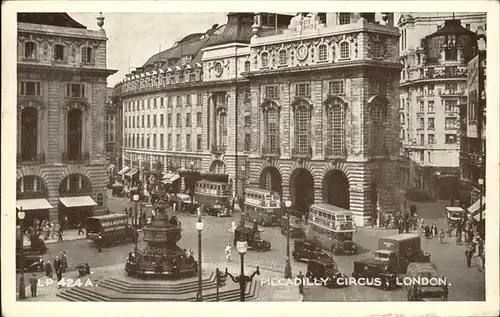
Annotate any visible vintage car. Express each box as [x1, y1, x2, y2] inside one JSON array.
[[292, 239, 332, 262], [352, 259, 399, 290], [111, 183, 125, 197], [204, 203, 232, 217], [16, 253, 45, 272], [406, 262, 448, 301], [280, 214, 306, 238], [87, 214, 137, 247], [233, 225, 271, 252], [306, 259, 348, 289], [446, 206, 466, 229]]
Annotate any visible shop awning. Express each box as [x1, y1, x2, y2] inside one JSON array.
[[473, 209, 486, 222], [59, 196, 98, 208], [118, 166, 130, 175], [162, 173, 180, 184], [16, 198, 53, 211], [467, 196, 486, 215], [125, 168, 138, 177]]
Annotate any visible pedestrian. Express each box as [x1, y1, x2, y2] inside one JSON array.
[[439, 229, 445, 243], [96, 234, 103, 252], [54, 256, 62, 287], [57, 226, 64, 242], [465, 245, 473, 268], [61, 252, 68, 273], [431, 223, 438, 237], [29, 274, 38, 297], [424, 224, 430, 239], [297, 271, 305, 295], [77, 221, 85, 235], [151, 209, 156, 222], [225, 243, 232, 262], [45, 260, 52, 278]]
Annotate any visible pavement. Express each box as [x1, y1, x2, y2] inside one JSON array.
[[16, 196, 483, 302]]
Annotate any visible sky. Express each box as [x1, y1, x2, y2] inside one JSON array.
[[69, 12, 228, 87]]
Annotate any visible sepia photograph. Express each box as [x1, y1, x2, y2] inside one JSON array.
[[2, 1, 499, 317]]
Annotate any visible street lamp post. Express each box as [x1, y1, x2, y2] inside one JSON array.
[[132, 194, 139, 253], [225, 240, 260, 302], [196, 208, 204, 301], [478, 178, 484, 238], [190, 160, 195, 204], [283, 200, 292, 278], [240, 165, 246, 224], [18, 208, 26, 299]]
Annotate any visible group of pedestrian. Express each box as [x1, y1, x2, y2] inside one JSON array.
[[26, 219, 64, 242], [43, 251, 68, 287]]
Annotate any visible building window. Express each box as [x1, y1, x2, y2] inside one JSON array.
[[370, 79, 386, 95], [445, 100, 457, 112], [24, 41, 37, 59], [81, 47, 94, 63], [176, 96, 182, 107], [326, 98, 346, 157], [419, 101, 424, 112], [160, 114, 164, 127], [147, 99, 151, 109], [244, 61, 251, 72], [370, 102, 386, 156], [54, 44, 65, 61], [328, 80, 344, 95], [278, 50, 287, 66], [186, 134, 191, 150], [186, 113, 191, 127], [197, 94, 202, 106], [244, 134, 251, 151], [176, 134, 181, 150], [428, 134, 435, 144], [295, 83, 310, 97], [264, 103, 280, 154], [142, 100, 145, 110], [20, 81, 41, 96], [168, 96, 173, 107], [66, 84, 85, 98], [445, 117, 457, 129], [420, 134, 425, 145], [136, 135, 139, 148], [153, 114, 157, 127], [339, 13, 350, 25], [141, 115, 145, 128], [20, 107, 38, 161], [445, 134, 457, 144], [141, 135, 145, 148], [219, 112, 228, 148], [160, 134, 164, 149], [67, 108, 83, 160], [244, 89, 251, 102], [318, 44, 328, 61], [196, 112, 202, 127], [261, 52, 269, 68], [428, 117, 435, 129], [152, 134, 157, 149], [147, 115, 150, 127], [428, 101, 435, 112], [293, 101, 311, 155], [265, 86, 279, 99], [445, 47, 457, 61], [153, 98, 157, 109], [176, 113, 181, 127], [372, 40, 382, 58], [186, 94, 192, 106], [137, 116, 139, 127], [167, 114, 172, 127], [167, 134, 172, 150], [160, 97, 164, 108], [427, 84, 434, 95], [244, 111, 251, 126], [195, 134, 202, 151], [420, 151, 425, 162], [419, 117, 424, 129], [340, 42, 350, 59], [132, 117, 134, 128]]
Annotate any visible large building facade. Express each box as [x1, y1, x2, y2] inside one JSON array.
[[16, 13, 116, 226], [398, 13, 486, 198], [114, 12, 402, 227]]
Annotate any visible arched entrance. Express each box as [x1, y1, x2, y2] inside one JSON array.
[[290, 168, 314, 215], [322, 170, 350, 210], [209, 160, 226, 174], [58, 173, 94, 228], [259, 166, 283, 197]]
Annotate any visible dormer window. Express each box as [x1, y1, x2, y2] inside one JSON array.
[[339, 13, 350, 25], [81, 47, 94, 63], [261, 52, 269, 68], [24, 41, 37, 59], [54, 44, 65, 61]]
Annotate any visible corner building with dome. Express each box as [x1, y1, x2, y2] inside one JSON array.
[[115, 12, 403, 227]]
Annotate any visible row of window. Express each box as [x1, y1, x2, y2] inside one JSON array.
[[125, 94, 204, 112], [416, 117, 457, 129], [19, 81, 86, 97], [414, 133, 459, 146], [122, 70, 202, 91], [23, 41, 94, 63], [125, 133, 202, 151], [17, 174, 90, 194], [124, 112, 204, 129]]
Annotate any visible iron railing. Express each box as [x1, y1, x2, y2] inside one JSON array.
[[17, 152, 45, 164]]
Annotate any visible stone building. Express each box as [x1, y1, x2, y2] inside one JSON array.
[[116, 13, 292, 193], [245, 13, 402, 226], [16, 13, 116, 226], [398, 13, 486, 198], [105, 87, 118, 166]]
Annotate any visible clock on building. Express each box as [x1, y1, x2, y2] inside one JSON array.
[[296, 44, 308, 61], [214, 61, 223, 77]]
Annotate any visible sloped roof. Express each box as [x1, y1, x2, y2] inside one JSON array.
[[429, 19, 476, 38], [204, 12, 255, 48], [17, 13, 86, 29]]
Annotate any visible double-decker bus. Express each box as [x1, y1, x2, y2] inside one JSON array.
[[308, 203, 358, 255], [244, 188, 282, 226], [194, 180, 232, 209]]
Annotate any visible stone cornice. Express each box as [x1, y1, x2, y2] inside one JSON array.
[[18, 62, 117, 77]]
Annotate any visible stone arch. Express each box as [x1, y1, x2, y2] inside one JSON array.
[[322, 170, 350, 210], [289, 167, 315, 215], [324, 95, 348, 106], [367, 95, 390, 111], [59, 165, 92, 184], [59, 173, 93, 194], [291, 97, 313, 110], [259, 166, 283, 197], [16, 175, 49, 195], [209, 159, 226, 174]]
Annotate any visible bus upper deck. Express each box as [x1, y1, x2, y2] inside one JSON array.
[[309, 203, 356, 232]]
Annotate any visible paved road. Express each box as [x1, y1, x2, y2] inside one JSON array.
[[17, 196, 484, 301]]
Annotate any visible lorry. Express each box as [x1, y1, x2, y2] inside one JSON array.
[[373, 233, 431, 273], [406, 262, 449, 301], [86, 214, 137, 247]]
